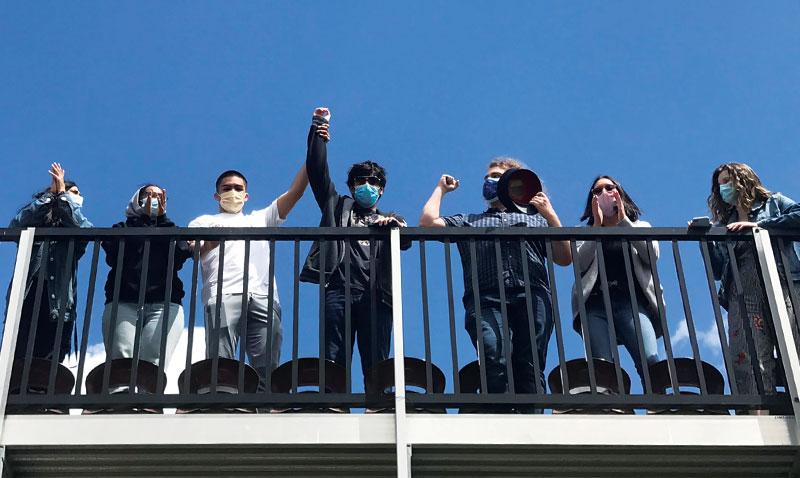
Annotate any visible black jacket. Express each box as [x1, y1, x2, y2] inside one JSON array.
[[102, 213, 192, 305], [299, 117, 410, 305]]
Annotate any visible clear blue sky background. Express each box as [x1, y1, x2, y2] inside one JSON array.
[[2, 2, 800, 397]]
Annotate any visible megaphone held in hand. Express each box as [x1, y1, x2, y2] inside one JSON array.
[[497, 168, 542, 214]]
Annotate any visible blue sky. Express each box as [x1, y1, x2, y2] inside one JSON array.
[[2, 2, 800, 397]]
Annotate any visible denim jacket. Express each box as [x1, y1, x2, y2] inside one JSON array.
[[7, 192, 93, 322], [710, 193, 800, 307]]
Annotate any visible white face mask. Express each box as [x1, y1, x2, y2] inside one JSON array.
[[219, 190, 245, 213], [68, 193, 84, 208], [597, 192, 617, 217]]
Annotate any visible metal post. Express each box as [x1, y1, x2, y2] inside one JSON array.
[[752, 229, 800, 423], [0, 228, 36, 441], [389, 227, 411, 478]]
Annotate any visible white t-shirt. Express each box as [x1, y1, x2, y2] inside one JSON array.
[[188, 200, 284, 306]]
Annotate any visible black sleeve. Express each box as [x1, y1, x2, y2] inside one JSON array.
[[101, 222, 126, 267], [306, 116, 338, 211]]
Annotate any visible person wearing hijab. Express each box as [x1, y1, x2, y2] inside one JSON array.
[[101, 184, 191, 376]]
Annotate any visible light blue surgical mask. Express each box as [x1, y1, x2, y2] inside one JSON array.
[[719, 183, 737, 205], [482, 177, 499, 205], [354, 184, 380, 208], [68, 193, 84, 208], [150, 199, 160, 215]]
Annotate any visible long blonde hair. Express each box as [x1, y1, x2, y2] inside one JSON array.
[[708, 163, 771, 223]]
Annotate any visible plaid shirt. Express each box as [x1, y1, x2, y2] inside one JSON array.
[[442, 209, 550, 300]]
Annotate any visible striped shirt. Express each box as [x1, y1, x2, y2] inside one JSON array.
[[442, 209, 550, 300]]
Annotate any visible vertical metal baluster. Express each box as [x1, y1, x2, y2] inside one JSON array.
[[75, 241, 100, 395], [237, 241, 251, 394], [318, 240, 326, 394], [545, 240, 569, 394], [129, 239, 151, 394], [264, 240, 276, 397], [155, 240, 176, 395], [369, 238, 378, 389], [493, 239, 514, 394], [647, 241, 680, 396], [726, 239, 765, 395], [182, 242, 201, 394], [444, 240, 460, 394], [468, 239, 488, 397], [344, 239, 352, 394], [620, 239, 652, 395], [291, 240, 300, 394], [103, 239, 126, 395], [699, 239, 738, 394], [595, 239, 625, 394], [48, 239, 74, 394], [19, 240, 48, 397], [570, 240, 598, 394], [210, 240, 226, 395], [672, 241, 708, 394], [520, 238, 543, 396], [419, 241, 433, 394]]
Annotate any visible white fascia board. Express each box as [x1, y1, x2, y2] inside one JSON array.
[[0, 414, 396, 447], [406, 415, 800, 448]]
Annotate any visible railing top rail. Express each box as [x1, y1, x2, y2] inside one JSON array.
[[403, 226, 752, 241], [15, 226, 757, 241], [0, 228, 22, 241]]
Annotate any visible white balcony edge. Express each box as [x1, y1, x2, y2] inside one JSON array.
[[2, 414, 797, 449]]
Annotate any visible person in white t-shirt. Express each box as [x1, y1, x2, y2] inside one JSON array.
[[188, 164, 313, 391]]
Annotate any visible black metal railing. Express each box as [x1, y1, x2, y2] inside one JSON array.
[[0, 226, 797, 415], [399, 227, 796, 413]]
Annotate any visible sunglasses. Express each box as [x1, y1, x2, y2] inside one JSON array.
[[353, 176, 382, 187], [591, 184, 617, 196]]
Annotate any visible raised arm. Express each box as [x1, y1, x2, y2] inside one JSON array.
[[306, 107, 337, 211], [530, 192, 572, 266], [276, 164, 309, 220], [419, 174, 459, 227]]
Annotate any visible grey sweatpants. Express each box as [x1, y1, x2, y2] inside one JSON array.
[[102, 302, 184, 368], [204, 293, 282, 392]]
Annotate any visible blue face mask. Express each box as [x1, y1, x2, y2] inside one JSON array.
[[354, 184, 380, 208], [482, 177, 499, 204], [142, 198, 160, 215], [719, 183, 737, 205]]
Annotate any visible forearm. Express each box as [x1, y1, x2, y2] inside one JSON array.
[[276, 164, 309, 219], [542, 212, 572, 266], [419, 188, 447, 227], [306, 120, 336, 209]]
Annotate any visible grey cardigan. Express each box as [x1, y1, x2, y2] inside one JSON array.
[[570, 217, 664, 339]]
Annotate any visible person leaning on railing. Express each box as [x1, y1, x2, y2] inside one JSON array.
[[707, 162, 800, 397], [300, 107, 410, 380], [6, 162, 92, 362], [571, 175, 661, 384], [419, 157, 572, 412], [100, 185, 191, 380], [188, 162, 308, 392]]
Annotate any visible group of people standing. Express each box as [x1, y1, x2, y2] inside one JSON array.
[[7, 107, 800, 409]]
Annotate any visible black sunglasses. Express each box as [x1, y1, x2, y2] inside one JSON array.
[[354, 176, 382, 186], [591, 184, 617, 196]]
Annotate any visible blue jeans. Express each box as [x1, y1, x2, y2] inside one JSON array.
[[584, 293, 658, 381], [325, 288, 392, 377], [464, 289, 553, 404]]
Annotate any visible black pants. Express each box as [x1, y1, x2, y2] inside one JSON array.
[[14, 279, 73, 362]]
